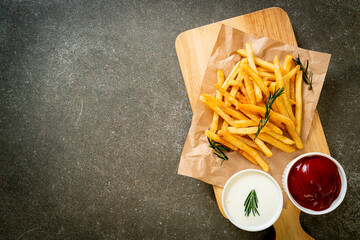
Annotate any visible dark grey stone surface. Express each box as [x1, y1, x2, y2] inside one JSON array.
[[0, 0, 359, 239]]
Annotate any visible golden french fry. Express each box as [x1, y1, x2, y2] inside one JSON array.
[[273, 96, 298, 132], [270, 83, 298, 131], [256, 133, 296, 153], [236, 92, 248, 103], [288, 126, 304, 149], [248, 134, 273, 157], [229, 85, 239, 97], [257, 67, 271, 72], [228, 126, 270, 135], [243, 73, 256, 104], [271, 100, 280, 112], [269, 119, 287, 132], [266, 130, 295, 145], [295, 70, 303, 135], [221, 60, 241, 91], [225, 60, 248, 106], [282, 65, 300, 84], [268, 115, 285, 130], [245, 43, 257, 72], [222, 121, 229, 131], [233, 135, 261, 150], [225, 85, 240, 107], [222, 106, 248, 120], [240, 103, 266, 115], [269, 81, 276, 90], [223, 59, 248, 106], [234, 120, 258, 128], [253, 81, 263, 103], [240, 109, 283, 135], [284, 55, 294, 69], [290, 73, 296, 101], [200, 94, 235, 126], [274, 56, 295, 121], [236, 58, 248, 81], [264, 80, 271, 87], [238, 150, 258, 165], [283, 55, 294, 97], [201, 93, 225, 107], [269, 82, 285, 111], [237, 49, 288, 74], [217, 68, 225, 83], [220, 130, 269, 171], [269, 110, 295, 129], [244, 64, 269, 99], [228, 80, 238, 86], [269, 85, 303, 149], [238, 80, 250, 103], [257, 101, 266, 108], [205, 130, 238, 151], [215, 84, 253, 111], [258, 71, 276, 80], [254, 57, 278, 72], [245, 43, 263, 102], [210, 69, 225, 132]]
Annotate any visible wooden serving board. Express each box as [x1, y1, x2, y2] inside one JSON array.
[[175, 7, 330, 239]]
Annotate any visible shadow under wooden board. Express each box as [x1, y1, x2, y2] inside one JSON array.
[[175, 7, 330, 240]]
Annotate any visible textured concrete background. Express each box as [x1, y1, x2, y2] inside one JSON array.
[[0, 0, 359, 239]]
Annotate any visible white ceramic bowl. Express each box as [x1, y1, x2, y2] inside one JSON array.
[[222, 169, 283, 232], [282, 152, 347, 215]]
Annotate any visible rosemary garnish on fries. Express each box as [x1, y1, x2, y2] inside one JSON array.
[[254, 86, 284, 140], [207, 137, 230, 165], [244, 189, 260, 217], [292, 55, 313, 90]]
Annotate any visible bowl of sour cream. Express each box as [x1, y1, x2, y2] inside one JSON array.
[[222, 169, 283, 231]]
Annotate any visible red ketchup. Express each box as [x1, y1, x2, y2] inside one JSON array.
[[288, 155, 341, 211]]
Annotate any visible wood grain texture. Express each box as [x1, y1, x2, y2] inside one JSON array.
[[175, 7, 329, 239]]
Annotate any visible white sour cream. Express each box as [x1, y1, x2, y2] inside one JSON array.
[[222, 170, 283, 231]]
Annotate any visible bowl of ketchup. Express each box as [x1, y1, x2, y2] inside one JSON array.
[[282, 152, 347, 215]]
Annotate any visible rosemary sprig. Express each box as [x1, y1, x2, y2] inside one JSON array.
[[292, 55, 313, 90], [244, 189, 260, 217], [207, 137, 230, 165], [254, 86, 284, 140]]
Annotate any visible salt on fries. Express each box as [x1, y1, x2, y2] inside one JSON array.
[[201, 43, 304, 172]]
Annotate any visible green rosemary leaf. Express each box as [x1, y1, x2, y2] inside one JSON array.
[[216, 145, 230, 151], [254, 86, 284, 140], [244, 189, 260, 217], [244, 193, 251, 206], [292, 55, 313, 90], [207, 137, 230, 165]]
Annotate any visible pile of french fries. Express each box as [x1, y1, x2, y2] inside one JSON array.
[[200, 43, 304, 172]]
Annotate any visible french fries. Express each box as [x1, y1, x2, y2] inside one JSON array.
[[210, 69, 225, 132], [248, 134, 273, 158], [220, 130, 269, 172], [283, 55, 294, 97], [255, 133, 296, 153], [199, 95, 235, 126], [274, 56, 295, 121], [245, 43, 263, 102], [295, 70, 303, 135], [200, 43, 306, 171], [243, 73, 256, 104], [227, 126, 270, 135]]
